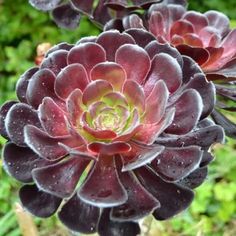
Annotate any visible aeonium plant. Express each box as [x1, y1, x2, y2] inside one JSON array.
[[106, 2, 236, 139], [0, 29, 224, 235], [28, 0, 163, 29]]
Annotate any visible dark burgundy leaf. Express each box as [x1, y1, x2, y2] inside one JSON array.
[[68, 42, 106, 76], [215, 84, 236, 102], [32, 157, 89, 198], [200, 151, 214, 167], [176, 45, 209, 66], [178, 167, 208, 189], [105, 0, 127, 11], [115, 44, 150, 84], [211, 57, 236, 78], [29, 0, 61, 11], [40, 50, 68, 75], [211, 109, 236, 138], [52, 4, 81, 29], [197, 118, 215, 128], [26, 68, 59, 108], [122, 142, 164, 171], [111, 169, 160, 221], [38, 97, 68, 137], [96, 30, 135, 61], [98, 209, 141, 236], [145, 40, 183, 66], [184, 73, 215, 119], [5, 103, 41, 146], [78, 155, 127, 207], [16, 67, 39, 103], [104, 19, 124, 32], [166, 89, 203, 134], [24, 125, 84, 161], [151, 146, 202, 181], [19, 185, 62, 218], [58, 194, 100, 233], [93, 0, 112, 26], [156, 125, 224, 148], [144, 53, 182, 95], [126, 28, 156, 48], [3, 142, 51, 183], [46, 43, 73, 56], [122, 14, 145, 30], [71, 0, 94, 14], [181, 56, 203, 83], [0, 101, 18, 139], [135, 167, 194, 220], [55, 63, 89, 99]]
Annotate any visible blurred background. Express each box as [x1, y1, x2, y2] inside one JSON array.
[[0, 0, 236, 235]]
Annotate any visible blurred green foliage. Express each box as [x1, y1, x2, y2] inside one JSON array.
[[188, 0, 236, 20], [0, 0, 100, 103], [0, 0, 236, 235]]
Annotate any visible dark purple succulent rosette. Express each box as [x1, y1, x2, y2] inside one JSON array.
[[28, 0, 163, 29], [0, 29, 224, 236], [104, 0, 187, 31], [105, 2, 236, 139]]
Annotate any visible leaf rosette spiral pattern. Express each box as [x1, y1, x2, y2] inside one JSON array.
[[0, 29, 224, 236]]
